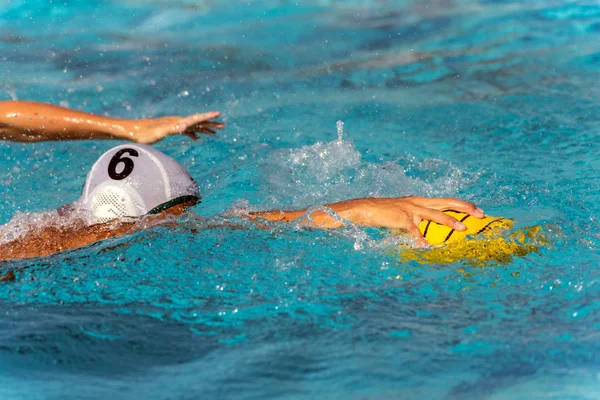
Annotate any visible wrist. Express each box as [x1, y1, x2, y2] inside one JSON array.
[[107, 119, 140, 141]]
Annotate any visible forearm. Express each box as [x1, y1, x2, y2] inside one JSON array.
[[249, 199, 369, 228], [0, 101, 140, 142]]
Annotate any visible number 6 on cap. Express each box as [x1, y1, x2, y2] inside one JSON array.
[[108, 148, 139, 180]]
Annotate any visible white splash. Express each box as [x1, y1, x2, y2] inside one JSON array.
[[0, 205, 92, 247], [336, 120, 344, 141], [264, 121, 411, 207]]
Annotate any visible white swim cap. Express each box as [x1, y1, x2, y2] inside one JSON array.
[[79, 144, 200, 225]]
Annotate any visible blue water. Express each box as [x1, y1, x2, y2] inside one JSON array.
[[1, 0, 600, 398]]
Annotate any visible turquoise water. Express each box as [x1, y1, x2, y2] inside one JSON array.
[[1, 0, 600, 398]]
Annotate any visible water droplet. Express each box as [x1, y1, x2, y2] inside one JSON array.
[[336, 120, 344, 141]]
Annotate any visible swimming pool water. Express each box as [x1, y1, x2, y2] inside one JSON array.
[[1, 0, 600, 398]]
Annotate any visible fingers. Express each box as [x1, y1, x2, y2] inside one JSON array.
[[181, 119, 224, 136], [406, 196, 484, 218], [417, 207, 466, 231], [183, 125, 217, 136], [184, 132, 199, 141], [405, 222, 429, 248], [168, 112, 223, 133], [373, 208, 429, 247], [189, 121, 224, 130], [183, 111, 221, 125]]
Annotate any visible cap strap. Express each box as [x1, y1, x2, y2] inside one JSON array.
[[147, 195, 201, 215]]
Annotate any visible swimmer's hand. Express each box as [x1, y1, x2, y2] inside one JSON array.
[[250, 196, 485, 247], [131, 112, 225, 144], [0, 101, 224, 143]]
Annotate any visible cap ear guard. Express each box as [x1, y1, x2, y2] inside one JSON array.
[[79, 144, 200, 225], [88, 182, 147, 225]]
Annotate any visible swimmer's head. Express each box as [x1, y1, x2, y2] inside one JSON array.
[[78, 144, 200, 225]]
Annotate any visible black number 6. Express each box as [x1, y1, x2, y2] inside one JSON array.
[[108, 148, 139, 180]]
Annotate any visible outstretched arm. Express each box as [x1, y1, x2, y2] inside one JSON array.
[[0, 100, 224, 144], [249, 196, 485, 246]]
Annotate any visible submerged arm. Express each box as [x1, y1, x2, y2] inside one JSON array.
[[250, 196, 485, 246], [0, 100, 223, 144], [0, 220, 138, 263], [0, 202, 192, 263]]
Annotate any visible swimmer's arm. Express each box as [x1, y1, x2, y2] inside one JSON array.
[[0, 100, 224, 144], [249, 196, 485, 246]]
